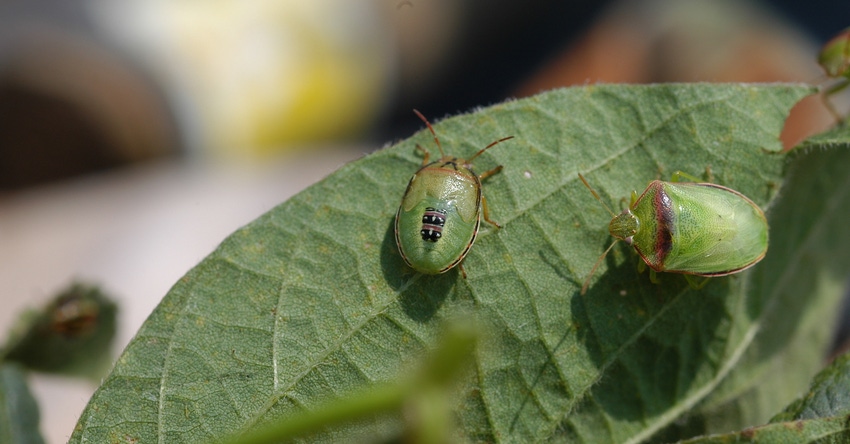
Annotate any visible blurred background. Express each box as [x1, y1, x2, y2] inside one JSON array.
[[0, 0, 846, 441]]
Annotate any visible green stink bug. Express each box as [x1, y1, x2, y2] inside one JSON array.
[[578, 172, 769, 295], [818, 27, 850, 122], [395, 110, 512, 276]]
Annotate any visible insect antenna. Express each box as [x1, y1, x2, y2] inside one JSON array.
[[468, 136, 514, 162], [578, 173, 620, 295], [413, 109, 445, 157], [581, 240, 619, 295], [578, 173, 616, 217]]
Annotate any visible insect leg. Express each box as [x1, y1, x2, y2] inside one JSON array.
[[478, 165, 503, 181], [671, 171, 705, 183], [481, 195, 501, 228], [415, 144, 431, 166], [684, 274, 710, 290], [649, 268, 659, 284]]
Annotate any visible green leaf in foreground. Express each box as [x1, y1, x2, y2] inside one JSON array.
[[70, 84, 839, 444], [0, 364, 44, 444]]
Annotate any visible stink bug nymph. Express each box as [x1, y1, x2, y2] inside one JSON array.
[[578, 172, 769, 295], [395, 110, 512, 276]]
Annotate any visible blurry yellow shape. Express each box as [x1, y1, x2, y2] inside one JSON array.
[[91, 0, 394, 158]]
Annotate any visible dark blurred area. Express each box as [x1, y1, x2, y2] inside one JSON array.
[[0, 0, 179, 190], [0, 0, 846, 191], [382, 0, 609, 138]]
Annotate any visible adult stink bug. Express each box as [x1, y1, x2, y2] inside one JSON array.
[[578, 172, 769, 295], [818, 27, 850, 122], [395, 110, 512, 276]]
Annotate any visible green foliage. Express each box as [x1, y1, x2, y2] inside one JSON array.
[[819, 28, 850, 80], [680, 349, 850, 443], [677, 416, 850, 444], [67, 84, 850, 443], [2, 283, 117, 378], [0, 283, 117, 444], [773, 352, 850, 423], [818, 28, 850, 122], [216, 321, 478, 444], [0, 364, 43, 444]]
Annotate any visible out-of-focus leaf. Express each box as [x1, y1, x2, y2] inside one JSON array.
[[0, 364, 44, 444], [2, 283, 117, 379], [773, 348, 850, 423]]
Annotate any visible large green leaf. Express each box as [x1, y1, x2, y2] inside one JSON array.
[[70, 84, 831, 443]]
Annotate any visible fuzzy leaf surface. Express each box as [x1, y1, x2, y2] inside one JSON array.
[[68, 84, 829, 443]]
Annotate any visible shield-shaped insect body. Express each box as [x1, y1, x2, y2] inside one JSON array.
[[579, 172, 769, 294], [395, 110, 512, 275]]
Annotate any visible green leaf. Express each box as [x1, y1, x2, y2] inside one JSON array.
[[796, 122, 850, 151], [773, 352, 850, 423], [677, 415, 850, 444], [70, 84, 829, 443], [2, 283, 118, 379], [217, 320, 479, 444], [0, 364, 44, 444]]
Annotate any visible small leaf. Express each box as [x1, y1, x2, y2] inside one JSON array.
[[2, 283, 118, 379], [0, 364, 44, 444], [70, 84, 825, 443]]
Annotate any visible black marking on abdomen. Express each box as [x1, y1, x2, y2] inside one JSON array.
[[421, 207, 447, 242]]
